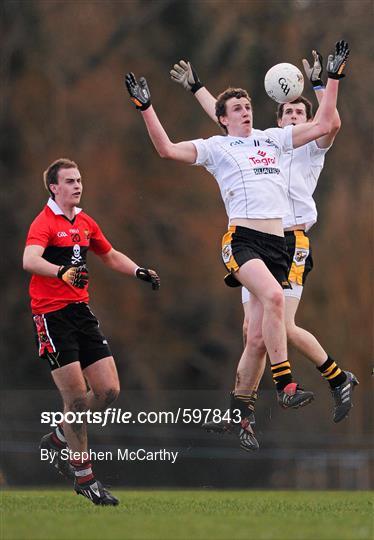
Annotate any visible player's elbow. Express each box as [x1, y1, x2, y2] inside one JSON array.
[[158, 149, 170, 159], [331, 116, 341, 134], [23, 255, 32, 272], [157, 145, 174, 159], [314, 118, 331, 138]]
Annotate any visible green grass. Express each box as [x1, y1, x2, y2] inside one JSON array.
[[1, 490, 373, 540]]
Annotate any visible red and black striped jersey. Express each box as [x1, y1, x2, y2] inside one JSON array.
[[25, 199, 112, 314]]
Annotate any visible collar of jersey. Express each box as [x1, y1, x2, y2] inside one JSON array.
[[47, 198, 82, 216]]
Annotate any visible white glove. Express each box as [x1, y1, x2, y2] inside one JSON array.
[[170, 60, 203, 94]]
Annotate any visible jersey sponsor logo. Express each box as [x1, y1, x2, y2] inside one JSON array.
[[293, 248, 309, 265], [253, 167, 280, 175], [57, 231, 68, 238], [69, 228, 79, 234], [222, 243, 232, 264], [229, 139, 244, 147], [249, 150, 276, 167], [264, 138, 279, 149]]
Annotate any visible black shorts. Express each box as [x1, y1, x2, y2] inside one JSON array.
[[285, 230, 313, 286], [221, 225, 290, 288], [32, 302, 112, 371]]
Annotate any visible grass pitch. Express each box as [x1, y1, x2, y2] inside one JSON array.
[[1, 489, 373, 540]]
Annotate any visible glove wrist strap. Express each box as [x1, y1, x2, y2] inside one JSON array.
[[191, 82, 203, 94], [327, 73, 344, 80], [311, 79, 324, 89], [139, 101, 151, 111]]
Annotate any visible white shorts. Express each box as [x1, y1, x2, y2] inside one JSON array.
[[241, 281, 304, 304]]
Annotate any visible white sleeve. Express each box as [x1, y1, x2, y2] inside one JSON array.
[[190, 138, 214, 167], [264, 125, 293, 152], [310, 140, 330, 160]]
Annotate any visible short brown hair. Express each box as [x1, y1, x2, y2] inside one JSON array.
[[43, 158, 78, 199], [277, 96, 313, 122], [215, 88, 252, 133]]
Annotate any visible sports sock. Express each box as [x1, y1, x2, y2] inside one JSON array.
[[318, 356, 347, 388], [230, 391, 258, 420], [50, 423, 66, 449], [71, 459, 94, 485], [271, 361, 293, 391], [233, 390, 258, 413]]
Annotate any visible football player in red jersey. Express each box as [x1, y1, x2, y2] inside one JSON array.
[[23, 158, 160, 505]]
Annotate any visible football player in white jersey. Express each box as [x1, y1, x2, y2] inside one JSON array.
[[125, 41, 349, 451], [169, 45, 358, 444]]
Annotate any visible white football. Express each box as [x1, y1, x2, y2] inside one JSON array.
[[264, 63, 304, 104]]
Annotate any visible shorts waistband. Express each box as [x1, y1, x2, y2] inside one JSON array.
[[228, 225, 286, 243]]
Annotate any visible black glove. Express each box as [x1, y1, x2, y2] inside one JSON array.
[[125, 72, 151, 111], [57, 264, 88, 289], [327, 40, 350, 80], [136, 267, 160, 290], [170, 60, 203, 94], [302, 50, 324, 88]]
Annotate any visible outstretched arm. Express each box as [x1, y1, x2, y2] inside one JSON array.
[[170, 60, 217, 122], [100, 248, 160, 290], [302, 49, 341, 148], [293, 40, 349, 149], [125, 72, 197, 164]]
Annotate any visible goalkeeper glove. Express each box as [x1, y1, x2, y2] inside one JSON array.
[[57, 264, 88, 289], [327, 40, 350, 79], [170, 60, 203, 94], [125, 72, 151, 110], [136, 267, 160, 290], [302, 50, 324, 88]]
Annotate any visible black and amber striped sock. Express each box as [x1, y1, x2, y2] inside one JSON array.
[[271, 361, 293, 391], [247, 390, 258, 413], [318, 356, 347, 388], [232, 390, 258, 414]]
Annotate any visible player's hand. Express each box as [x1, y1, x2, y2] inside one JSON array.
[[136, 267, 160, 290], [170, 60, 203, 94], [57, 264, 89, 288], [302, 50, 324, 88], [125, 72, 151, 110], [326, 40, 349, 79]]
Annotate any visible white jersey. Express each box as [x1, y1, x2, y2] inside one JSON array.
[[192, 126, 293, 221], [282, 141, 329, 231]]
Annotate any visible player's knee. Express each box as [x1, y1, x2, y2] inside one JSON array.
[[65, 395, 88, 414], [104, 385, 120, 406], [95, 383, 120, 408], [246, 333, 266, 356], [266, 288, 284, 312]]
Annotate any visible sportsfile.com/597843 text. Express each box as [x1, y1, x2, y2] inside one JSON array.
[[40, 408, 242, 427]]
